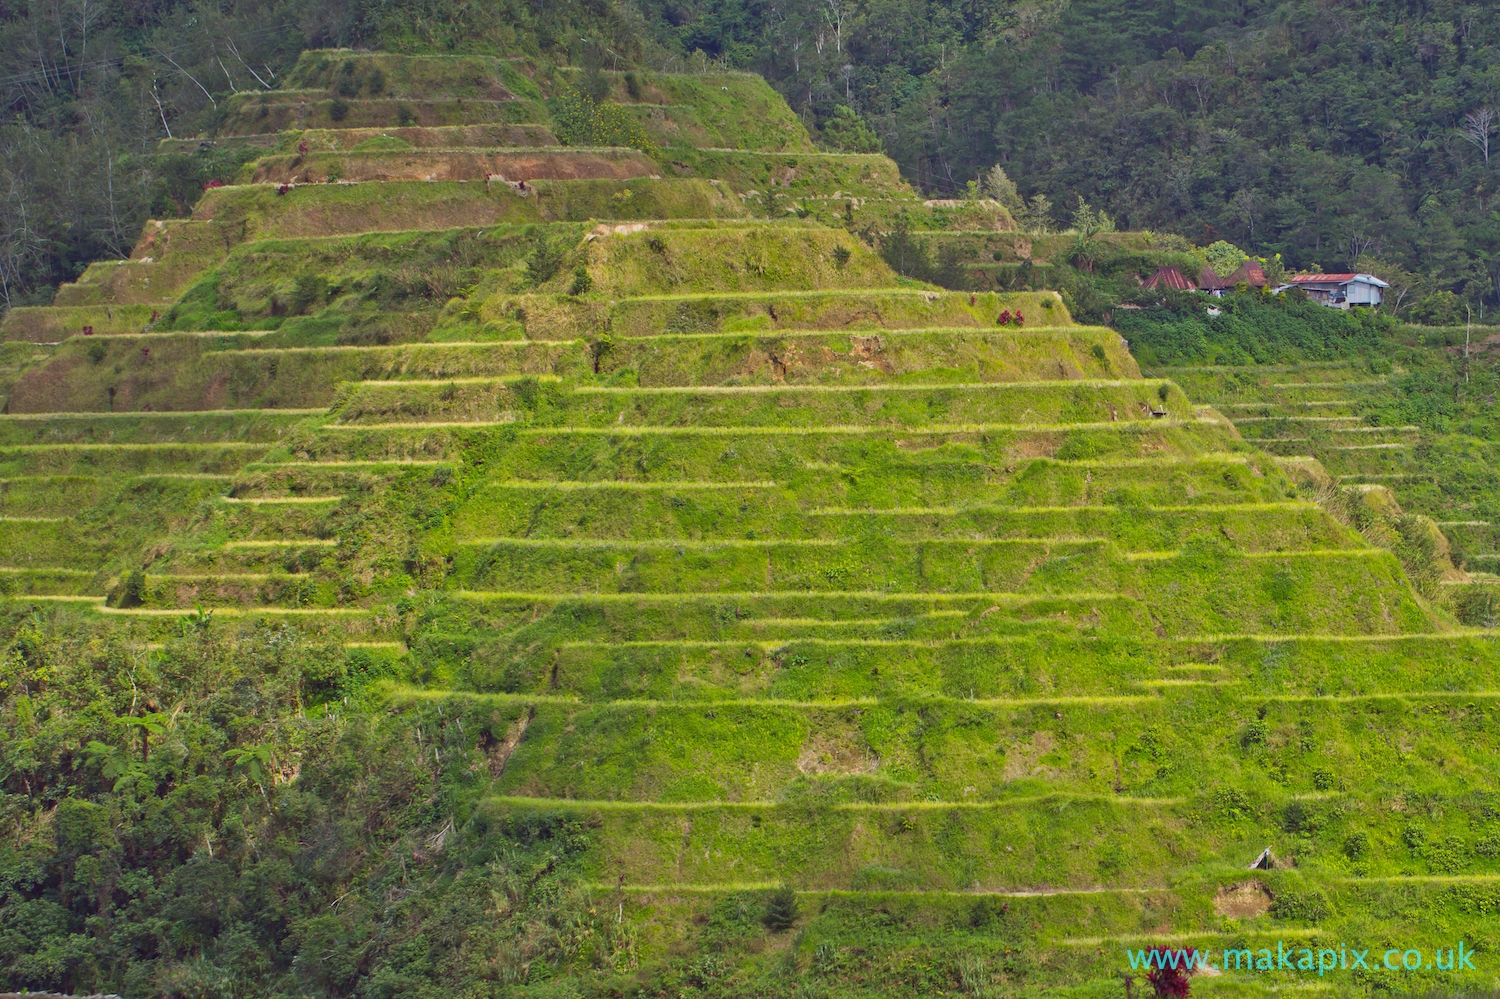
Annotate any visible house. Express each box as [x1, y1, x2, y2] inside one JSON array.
[[1198, 259, 1269, 296], [1285, 273, 1389, 308], [1225, 259, 1269, 289], [1142, 265, 1195, 291]]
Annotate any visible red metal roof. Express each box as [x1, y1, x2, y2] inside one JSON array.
[[1290, 274, 1359, 283], [1227, 260, 1268, 287], [1143, 265, 1195, 291]]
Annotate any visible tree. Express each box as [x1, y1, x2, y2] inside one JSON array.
[[763, 884, 798, 930], [984, 164, 1023, 215], [1462, 108, 1497, 165], [879, 211, 931, 280], [1067, 198, 1115, 272]]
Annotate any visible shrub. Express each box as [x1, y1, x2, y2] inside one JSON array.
[[1269, 890, 1330, 921], [762, 884, 798, 931], [549, 89, 658, 157], [289, 274, 329, 315], [1344, 831, 1369, 859], [568, 264, 592, 296], [1144, 947, 1192, 997], [329, 99, 350, 121], [525, 235, 567, 285], [112, 569, 145, 608], [1410, 289, 1465, 326], [1453, 585, 1498, 627]]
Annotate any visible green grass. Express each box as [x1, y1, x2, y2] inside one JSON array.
[[1, 304, 161, 342], [4, 48, 1498, 999], [240, 146, 659, 185]]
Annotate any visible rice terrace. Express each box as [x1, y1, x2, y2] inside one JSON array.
[[4, 4, 1500, 998]]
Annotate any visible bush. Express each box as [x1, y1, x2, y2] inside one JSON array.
[[1410, 290, 1465, 326], [525, 234, 567, 285], [762, 884, 798, 931], [1113, 290, 1392, 366], [111, 569, 145, 608], [1269, 890, 1330, 921], [1453, 585, 1498, 628], [567, 264, 592, 296], [549, 89, 658, 157]]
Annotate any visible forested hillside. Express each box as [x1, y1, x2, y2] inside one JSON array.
[[5, 0, 1500, 311], [658, 0, 1500, 310]]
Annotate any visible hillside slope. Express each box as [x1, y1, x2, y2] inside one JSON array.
[[1, 52, 1497, 999]]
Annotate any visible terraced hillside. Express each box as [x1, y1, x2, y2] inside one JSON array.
[[1162, 356, 1500, 587], [3, 51, 1500, 998]]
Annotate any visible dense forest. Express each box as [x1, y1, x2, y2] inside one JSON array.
[[3, 0, 1499, 313]]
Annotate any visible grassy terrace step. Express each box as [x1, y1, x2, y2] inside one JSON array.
[[449, 499, 1350, 548], [333, 379, 1193, 429], [0, 442, 268, 476], [441, 546, 1423, 635], [243, 146, 659, 185], [476, 792, 1500, 891], [560, 224, 889, 299], [579, 68, 816, 153], [795, 194, 1014, 233], [164, 223, 562, 338], [0, 410, 312, 443], [434, 537, 1428, 628], [464, 694, 1494, 804], [0, 567, 100, 596], [192, 178, 743, 242], [471, 633, 1500, 702], [2, 304, 162, 343], [486, 289, 1069, 340], [662, 149, 913, 197], [271, 415, 1241, 464], [0, 476, 102, 516], [283, 124, 560, 150], [47, 217, 244, 308], [279, 51, 542, 100], [160, 223, 892, 342], [122, 570, 336, 609], [1312, 447, 1415, 478], [148, 540, 339, 575], [444, 437, 1270, 498], [417, 326, 1130, 386], [474, 795, 1234, 891], [4, 328, 1135, 415], [0, 518, 99, 564], [221, 97, 548, 133]]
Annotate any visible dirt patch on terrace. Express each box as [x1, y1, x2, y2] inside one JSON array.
[[797, 729, 878, 775], [1213, 880, 1272, 918]]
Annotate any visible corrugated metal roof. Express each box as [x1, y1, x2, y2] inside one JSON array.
[[1289, 273, 1390, 288], [1143, 265, 1195, 291]]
